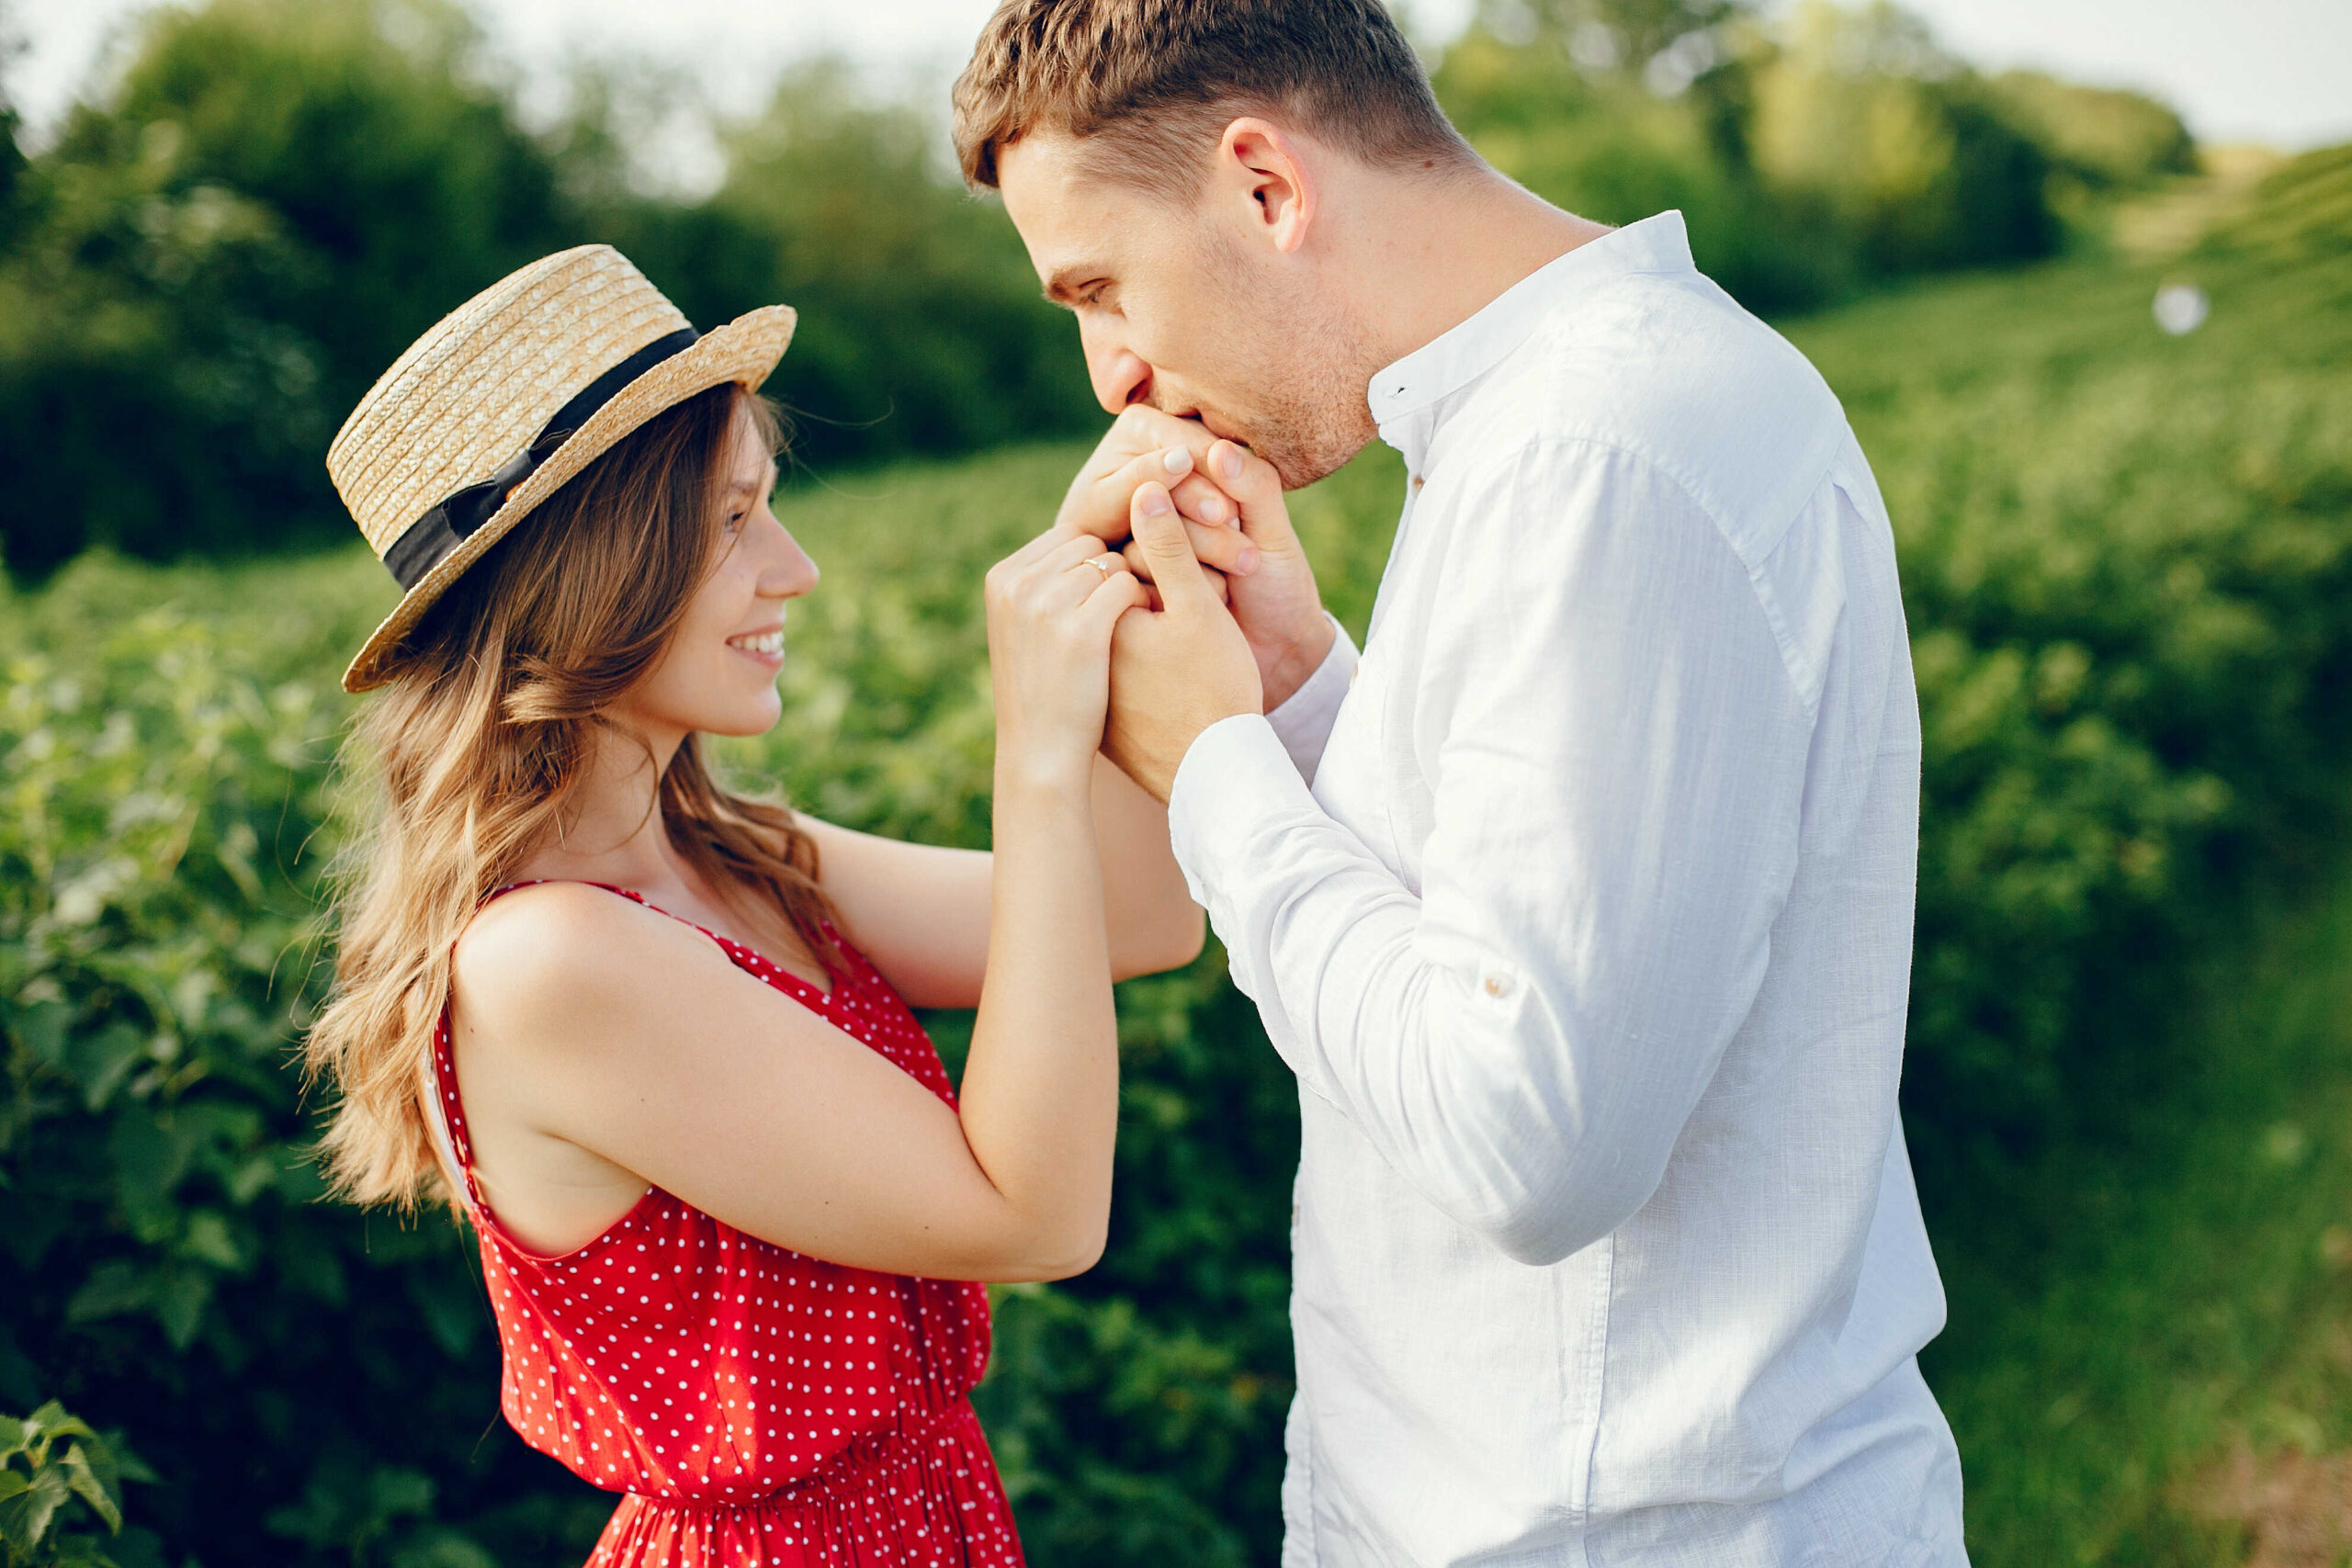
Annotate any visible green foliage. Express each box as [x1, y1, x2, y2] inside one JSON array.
[[0, 1402, 154, 1568], [6, 169, 2348, 1562], [1927, 833, 2352, 1561], [0, 0, 2188, 574], [0, 0, 1094, 575], [0, 555, 616, 1565], [1435, 26, 1855, 310], [0, 0, 575, 573], [624, 64, 1092, 466], [1747, 2, 2057, 274], [2196, 141, 2352, 266], [1784, 160, 2352, 1162], [1440, 0, 2075, 312], [0, 5, 26, 254], [1983, 69, 2196, 195]]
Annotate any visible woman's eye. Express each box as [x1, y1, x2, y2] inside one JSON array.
[[725, 511, 747, 534]]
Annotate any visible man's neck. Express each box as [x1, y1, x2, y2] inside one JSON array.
[[1339, 164, 1611, 377]]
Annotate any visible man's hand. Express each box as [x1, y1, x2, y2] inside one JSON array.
[[1122, 437, 1333, 711], [1061, 405, 1336, 711], [1103, 481, 1262, 803], [1057, 405, 1243, 543]]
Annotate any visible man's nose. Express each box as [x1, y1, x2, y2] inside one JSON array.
[[1085, 338, 1151, 416]]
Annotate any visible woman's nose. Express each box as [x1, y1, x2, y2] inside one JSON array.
[[765, 523, 820, 598]]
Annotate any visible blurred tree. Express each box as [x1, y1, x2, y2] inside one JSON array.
[[0, 0, 582, 573], [616, 61, 1096, 470], [1438, 2, 1852, 310], [0, 0, 26, 251], [1748, 1, 2057, 274], [0, 2, 1097, 576], [1984, 72, 2195, 193], [1984, 68, 2196, 229], [0, 0, 2169, 578], [1443, 0, 2065, 307]]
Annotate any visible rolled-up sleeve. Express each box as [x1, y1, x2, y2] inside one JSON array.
[[1169, 441, 1814, 1266]]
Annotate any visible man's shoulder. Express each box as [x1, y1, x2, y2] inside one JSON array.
[[1461, 268, 1849, 564]]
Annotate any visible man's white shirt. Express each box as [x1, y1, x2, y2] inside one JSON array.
[[1166, 212, 1968, 1566]]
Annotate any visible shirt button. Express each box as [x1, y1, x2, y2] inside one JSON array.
[[1409, 474, 1425, 491], [1482, 972, 1513, 998]]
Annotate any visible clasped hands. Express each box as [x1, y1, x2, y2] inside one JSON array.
[[1054, 407, 1337, 802]]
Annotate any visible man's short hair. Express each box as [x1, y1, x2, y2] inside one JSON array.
[[952, 0, 1475, 192]]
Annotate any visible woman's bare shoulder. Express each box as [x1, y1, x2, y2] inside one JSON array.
[[451, 881, 721, 1042]]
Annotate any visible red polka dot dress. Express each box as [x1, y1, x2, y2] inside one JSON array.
[[429, 883, 1025, 1566]]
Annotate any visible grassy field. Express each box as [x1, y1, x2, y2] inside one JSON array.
[[1928, 843, 2352, 1566], [5, 150, 2349, 1565]]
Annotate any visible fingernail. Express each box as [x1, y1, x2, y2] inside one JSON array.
[[1238, 545, 1260, 572], [1162, 448, 1193, 476], [1216, 446, 1243, 483], [1140, 487, 1173, 516]]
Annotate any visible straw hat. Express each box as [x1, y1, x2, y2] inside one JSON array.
[[328, 244, 796, 692]]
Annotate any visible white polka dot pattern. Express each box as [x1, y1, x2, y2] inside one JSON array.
[[432, 882, 1023, 1566]]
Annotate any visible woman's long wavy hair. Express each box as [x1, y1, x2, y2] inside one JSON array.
[[306, 382, 838, 1213]]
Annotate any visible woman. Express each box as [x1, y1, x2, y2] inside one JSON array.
[[303, 244, 1216, 1564]]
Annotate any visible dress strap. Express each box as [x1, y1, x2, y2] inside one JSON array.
[[430, 877, 845, 1213], [426, 1011, 486, 1210], [537, 878, 840, 999], [428, 879, 599, 1211]]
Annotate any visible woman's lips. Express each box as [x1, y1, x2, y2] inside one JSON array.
[[727, 626, 785, 666]]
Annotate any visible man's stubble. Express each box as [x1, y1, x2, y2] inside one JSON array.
[[1181, 222, 1381, 492]]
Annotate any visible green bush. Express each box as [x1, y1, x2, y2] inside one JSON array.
[[7, 168, 2350, 1562], [0, 0, 2180, 576], [0, 1402, 153, 1568], [1747, 2, 2058, 275], [0, 555, 620, 1565], [1983, 70, 2195, 196], [1437, 0, 2080, 311], [1785, 153, 2352, 1161], [0, 0, 1095, 575], [1433, 24, 1859, 311]]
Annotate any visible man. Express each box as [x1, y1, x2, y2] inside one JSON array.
[[954, 2, 1968, 1562]]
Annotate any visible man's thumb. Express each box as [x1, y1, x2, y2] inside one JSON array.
[[1131, 482, 1212, 609]]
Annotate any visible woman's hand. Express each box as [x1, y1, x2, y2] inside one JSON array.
[[984, 528, 1148, 787]]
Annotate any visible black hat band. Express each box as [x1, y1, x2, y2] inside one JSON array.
[[381, 326, 702, 591]]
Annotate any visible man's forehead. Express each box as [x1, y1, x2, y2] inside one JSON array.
[[999, 133, 1145, 258]]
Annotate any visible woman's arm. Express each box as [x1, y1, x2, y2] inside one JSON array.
[[802, 753, 1204, 1010], [454, 528, 1148, 1281], [1089, 753, 1209, 976]]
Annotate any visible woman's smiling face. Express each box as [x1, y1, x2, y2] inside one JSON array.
[[607, 399, 818, 745]]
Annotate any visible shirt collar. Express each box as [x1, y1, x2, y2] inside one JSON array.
[[1368, 209, 1696, 472]]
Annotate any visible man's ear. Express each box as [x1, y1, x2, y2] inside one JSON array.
[[1215, 118, 1317, 254]]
